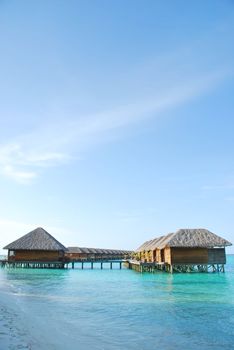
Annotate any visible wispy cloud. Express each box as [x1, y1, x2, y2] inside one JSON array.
[[1, 11, 233, 188], [2, 165, 37, 184], [0, 143, 71, 183], [0, 67, 231, 184]]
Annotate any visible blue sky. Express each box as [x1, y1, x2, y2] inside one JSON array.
[[0, 0, 234, 253]]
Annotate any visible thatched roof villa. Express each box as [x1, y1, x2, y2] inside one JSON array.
[[2, 227, 132, 268], [134, 228, 232, 273], [2, 226, 231, 272], [4, 227, 67, 267]]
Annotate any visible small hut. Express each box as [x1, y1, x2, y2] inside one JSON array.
[[4, 227, 67, 267], [135, 228, 232, 272]]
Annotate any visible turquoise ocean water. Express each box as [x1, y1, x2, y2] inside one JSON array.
[[0, 256, 234, 350]]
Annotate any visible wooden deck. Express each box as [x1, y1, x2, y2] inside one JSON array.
[[126, 260, 225, 273], [0, 258, 225, 272], [126, 260, 166, 272], [0, 259, 65, 269], [68, 260, 124, 269], [0, 259, 125, 269]]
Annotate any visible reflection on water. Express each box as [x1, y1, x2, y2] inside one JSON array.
[[0, 256, 234, 350]]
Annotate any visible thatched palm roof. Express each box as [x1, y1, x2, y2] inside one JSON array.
[[166, 229, 232, 248], [136, 228, 232, 252], [136, 240, 153, 252], [66, 247, 84, 254], [4, 227, 67, 251], [67, 247, 132, 254]]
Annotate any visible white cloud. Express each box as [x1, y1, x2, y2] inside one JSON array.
[[2, 165, 37, 184], [0, 142, 71, 183], [0, 55, 232, 184]]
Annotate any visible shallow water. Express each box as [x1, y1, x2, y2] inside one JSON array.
[[0, 257, 234, 349]]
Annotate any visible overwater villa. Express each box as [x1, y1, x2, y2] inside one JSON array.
[[131, 228, 232, 273], [1, 226, 232, 272], [3, 227, 68, 268], [1, 227, 132, 269]]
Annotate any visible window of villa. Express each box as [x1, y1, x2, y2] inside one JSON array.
[[9, 250, 15, 256]]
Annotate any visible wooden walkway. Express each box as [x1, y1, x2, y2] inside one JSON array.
[[1, 259, 224, 273], [68, 260, 124, 269], [0, 259, 125, 270], [126, 260, 225, 273], [0, 259, 65, 269], [126, 260, 166, 272]]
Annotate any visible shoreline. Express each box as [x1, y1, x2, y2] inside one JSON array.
[[0, 280, 37, 350]]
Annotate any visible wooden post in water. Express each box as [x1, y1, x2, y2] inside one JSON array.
[[91, 262, 93, 269], [110, 262, 113, 269], [120, 262, 122, 269], [101, 262, 103, 269]]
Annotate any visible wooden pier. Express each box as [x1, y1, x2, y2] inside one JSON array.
[[126, 260, 225, 273], [126, 260, 166, 273], [69, 260, 123, 270], [0, 259, 65, 269], [0, 259, 124, 270], [0, 257, 225, 273]]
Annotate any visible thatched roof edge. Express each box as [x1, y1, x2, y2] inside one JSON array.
[[67, 247, 132, 254], [4, 227, 67, 251], [135, 228, 232, 252]]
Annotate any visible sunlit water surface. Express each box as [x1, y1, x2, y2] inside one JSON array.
[[0, 257, 234, 349]]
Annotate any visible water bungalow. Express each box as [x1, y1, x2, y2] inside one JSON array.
[[3, 227, 67, 268], [131, 228, 232, 273], [1, 227, 132, 269]]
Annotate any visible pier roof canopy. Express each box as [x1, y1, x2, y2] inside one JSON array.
[[67, 247, 133, 254], [3, 227, 67, 251], [136, 228, 232, 252]]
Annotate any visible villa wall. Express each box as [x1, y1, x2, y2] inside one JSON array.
[[207, 248, 226, 264], [156, 249, 161, 262], [164, 247, 171, 264], [170, 247, 208, 264], [138, 247, 226, 266], [8, 250, 63, 262]]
